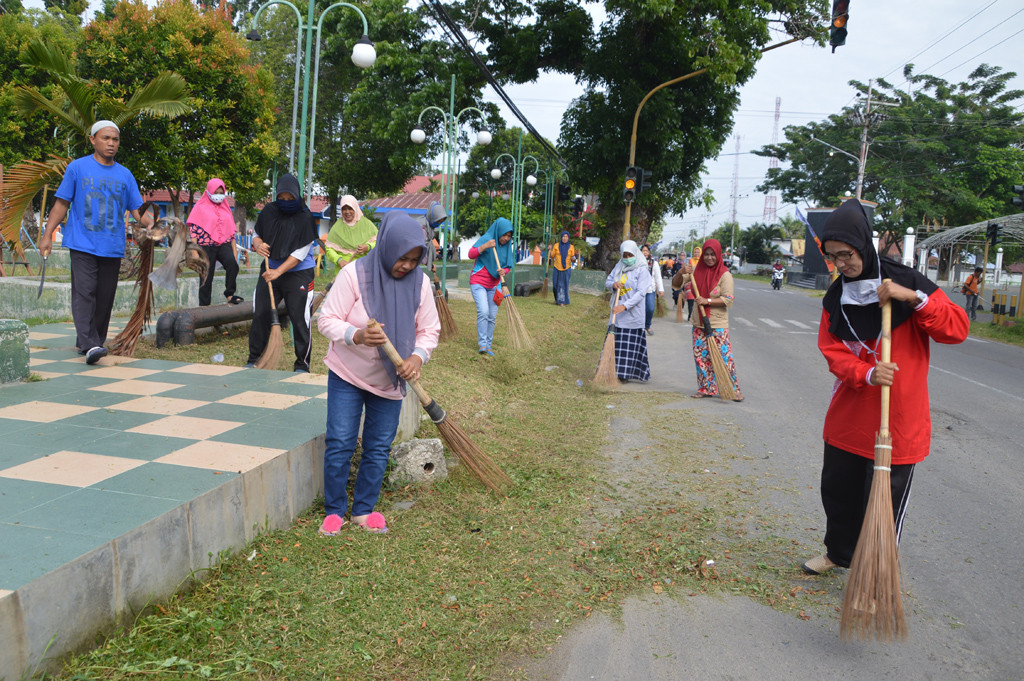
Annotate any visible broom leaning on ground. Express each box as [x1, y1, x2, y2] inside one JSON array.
[[840, 286, 907, 642], [433, 273, 458, 341], [367, 320, 512, 494], [254, 277, 283, 369], [688, 277, 735, 401], [492, 249, 533, 350], [592, 289, 621, 388]]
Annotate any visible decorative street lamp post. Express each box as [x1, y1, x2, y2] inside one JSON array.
[[410, 75, 491, 293], [490, 130, 539, 290], [248, 1, 375, 201]]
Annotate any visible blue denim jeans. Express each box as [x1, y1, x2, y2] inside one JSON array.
[[324, 371, 403, 518], [644, 291, 656, 330], [470, 283, 499, 350]]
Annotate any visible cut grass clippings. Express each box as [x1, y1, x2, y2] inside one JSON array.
[[51, 290, 833, 680]]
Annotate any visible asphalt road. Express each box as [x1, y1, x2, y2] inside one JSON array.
[[524, 279, 1024, 681]]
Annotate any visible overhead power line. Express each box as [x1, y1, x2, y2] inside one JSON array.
[[881, 0, 998, 79], [425, 0, 568, 170]]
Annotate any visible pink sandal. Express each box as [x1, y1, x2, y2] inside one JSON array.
[[318, 514, 345, 536], [353, 511, 388, 534]]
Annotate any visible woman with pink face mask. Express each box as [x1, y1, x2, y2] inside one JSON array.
[[187, 178, 242, 305]]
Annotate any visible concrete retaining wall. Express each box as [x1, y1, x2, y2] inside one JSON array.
[[0, 320, 29, 384]]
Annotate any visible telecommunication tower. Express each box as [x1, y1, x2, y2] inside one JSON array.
[[762, 96, 781, 223]]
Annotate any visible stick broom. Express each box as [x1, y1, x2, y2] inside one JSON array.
[[367, 320, 512, 494], [592, 289, 621, 388], [841, 285, 907, 641], [688, 277, 736, 401], [492, 248, 533, 350], [254, 278, 284, 369], [433, 274, 458, 341]]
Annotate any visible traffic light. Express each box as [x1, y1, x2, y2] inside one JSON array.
[[623, 166, 639, 203], [1012, 178, 1024, 209], [558, 184, 570, 202], [830, 0, 849, 53], [572, 197, 585, 219], [992, 223, 1003, 246], [986, 223, 996, 244], [640, 168, 652, 193]]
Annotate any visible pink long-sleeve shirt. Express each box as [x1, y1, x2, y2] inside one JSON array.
[[317, 264, 440, 399]]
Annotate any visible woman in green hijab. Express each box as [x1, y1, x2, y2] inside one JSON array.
[[325, 195, 377, 269]]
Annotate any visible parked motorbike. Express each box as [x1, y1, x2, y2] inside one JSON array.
[[771, 268, 785, 290]]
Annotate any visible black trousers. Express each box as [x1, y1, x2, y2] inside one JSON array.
[[69, 249, 121, 352], [247, 266, 314, 371], [820, 443, 915, 568], [198, 242, 239, 306]]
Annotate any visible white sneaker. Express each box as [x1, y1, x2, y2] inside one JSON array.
[[85, 346, 107, 365]]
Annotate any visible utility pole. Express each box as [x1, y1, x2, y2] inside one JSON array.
[[730, 135, 741, 259], [855, 80, 873, 200]]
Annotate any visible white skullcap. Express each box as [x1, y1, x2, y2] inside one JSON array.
[[90, 120, 119, 136]]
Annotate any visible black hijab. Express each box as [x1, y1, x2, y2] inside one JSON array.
[[821, 199, 937, 342], [256, 174, 318, 260]]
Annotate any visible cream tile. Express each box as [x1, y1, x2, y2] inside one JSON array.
[[28, 331, 66, 341], [217, 391, 310, 409], [155, 440, 285, 473], [0, 401, 97, 423], [66, 354, 137, 366], [28, 357, 55, 366], [281, 372, 329, 386], [85, 366, 161, 380], [108, 395, 210, 415], [31, 371, 68, 380], [0, 450, 146, 487], [89, 379, 184, 396], [315, 392, 328, 399], [167, 364, 246, 377], [0, 589, 12, 599], [127, 415, 242, 440]]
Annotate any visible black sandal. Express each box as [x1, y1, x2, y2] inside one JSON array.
[[227, 295, 244, 305]]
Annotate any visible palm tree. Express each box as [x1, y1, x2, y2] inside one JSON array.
[[0, 38, 190, 261]]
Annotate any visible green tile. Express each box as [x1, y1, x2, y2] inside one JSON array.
[[0, 418, 34, 438], [123, 359, 190, 370], [8, 487, 180, 541], [60, 408, 164, 432], [4, 424, 110, 452], [45, 389, 141, 408], [0, 523, 104, 591], [259, 381, 328, 398], [76, 432, 196, 460], [0, 444, 43, 469], [210, 423, 319, 450], [159, 384, 249, 402], [0, 478, 77, 521], [94, 462, 236, 500], [255, 403, 328, 433], [39, 361, 97, 374], [27, 349, 82, 360], [177, 402, 262, 423]]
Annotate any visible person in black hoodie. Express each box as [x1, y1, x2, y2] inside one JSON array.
[[247, 174, 319, 372]]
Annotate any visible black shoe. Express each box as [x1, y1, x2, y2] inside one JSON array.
[[244, 362, 256, 369], [85, 346, 107, 365]]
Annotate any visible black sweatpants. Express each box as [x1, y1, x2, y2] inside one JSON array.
[[69, 249, 121, 353], [198, 242, 240, 306], [820, 443, 915, 568], [247, 266, 314, 372]]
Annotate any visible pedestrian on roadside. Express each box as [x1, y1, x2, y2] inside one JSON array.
[[187, 178, 242, 306], [802, 199, 969, 575], [961, 266, 982, 322], [549, 230, 576, 306], [316, 211, 440, 536], [606, 240, 652, 382], [641, 243, 664, 335], [38, 120, 151, 365], [681, 239, 744, 401], [467, 217, 514, 355], [670, 252, 685, 308], [324, 195, 377, 270], [246, 174, 318, 372]]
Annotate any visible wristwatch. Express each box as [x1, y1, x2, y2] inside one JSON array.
[[914, 289, 928, 307]]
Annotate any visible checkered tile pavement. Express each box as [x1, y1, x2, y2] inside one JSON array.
[[0, 322, 328, 595]]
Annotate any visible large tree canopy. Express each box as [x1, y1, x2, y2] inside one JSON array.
[[445, 0, 824, 268], [755, 65, 1024, 237]]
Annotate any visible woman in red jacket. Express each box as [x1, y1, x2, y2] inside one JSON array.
[[802, 199, 969, 575]]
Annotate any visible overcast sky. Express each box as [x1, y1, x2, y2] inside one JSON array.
[[481, 0, 1024, 245]]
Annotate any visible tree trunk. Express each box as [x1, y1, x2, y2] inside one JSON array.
[[593, 205, 651, 272], [233, 203, 247, 236], [167, 186, 181, 218]]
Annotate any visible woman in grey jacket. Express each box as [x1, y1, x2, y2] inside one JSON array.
[[605, 240, 652, 382]]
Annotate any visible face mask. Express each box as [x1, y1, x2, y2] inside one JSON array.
[[277, 199, 302, 214], [621, 257, 636, 268], [209, 192, 226, 204]]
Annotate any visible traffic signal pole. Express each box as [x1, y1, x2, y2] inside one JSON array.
[[620, 36, 801, 241]]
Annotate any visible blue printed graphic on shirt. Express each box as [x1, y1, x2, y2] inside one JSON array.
[[55, 156, 144, 258]]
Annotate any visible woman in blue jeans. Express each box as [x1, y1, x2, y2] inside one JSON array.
[[316, 212, 441, 535], [466, 218, 514, 355]]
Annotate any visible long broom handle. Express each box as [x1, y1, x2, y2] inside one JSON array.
[[365, 319, 433, 409], [879, 280, 893, 435], [491, 247, 508, 288], [687, 276, 716, 338]]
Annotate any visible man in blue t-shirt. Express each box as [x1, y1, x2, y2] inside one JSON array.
[[40, 120, 151, 364]]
